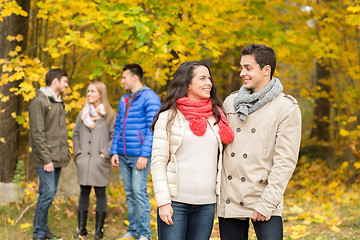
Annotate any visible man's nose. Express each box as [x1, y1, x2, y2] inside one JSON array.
[[240, 69, 245, 78]]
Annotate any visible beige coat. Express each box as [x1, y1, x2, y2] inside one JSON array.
[[73, 114, 115, 187], [217, 92, 301, 219], [151, 109, 223, 207]]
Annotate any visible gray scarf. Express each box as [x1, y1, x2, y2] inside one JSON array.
[[233, 77, 283, 121]]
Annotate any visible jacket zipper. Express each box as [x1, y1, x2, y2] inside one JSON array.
[[122, 94, 139, 155]]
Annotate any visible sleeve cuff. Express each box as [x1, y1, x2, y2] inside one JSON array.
[[156, 197, 172, 208], [254, 198, 276, 219], [42, 159, 52, 165]]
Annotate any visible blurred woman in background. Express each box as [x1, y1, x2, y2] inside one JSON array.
[[73, 81, 116, 239]]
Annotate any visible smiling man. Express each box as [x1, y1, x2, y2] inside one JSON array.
[[29, 69, 71, 240], [111, 64, 161, 240], [218, 44, 302, 240]]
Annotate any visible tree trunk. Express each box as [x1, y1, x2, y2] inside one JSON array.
[[0, 0, 30, 182], [310, 60, 331, 141]]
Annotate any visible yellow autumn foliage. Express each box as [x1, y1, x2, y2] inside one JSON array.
[[0, 1, 360, 237]]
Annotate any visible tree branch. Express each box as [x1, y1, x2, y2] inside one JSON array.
[[14, 201, 36, 225]]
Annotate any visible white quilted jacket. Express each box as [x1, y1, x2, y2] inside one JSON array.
[[151, 109, 223, 207]]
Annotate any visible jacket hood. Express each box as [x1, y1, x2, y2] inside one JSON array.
[[39, 87, 63, 102]]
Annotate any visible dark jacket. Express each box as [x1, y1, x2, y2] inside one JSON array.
[[29, 88, 71, 168], [73, 114, 115, 186], [111, 87, 161, 158]]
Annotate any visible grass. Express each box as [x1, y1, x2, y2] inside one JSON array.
[[0, 182, 156, 239], [1, 160, 360, 240]]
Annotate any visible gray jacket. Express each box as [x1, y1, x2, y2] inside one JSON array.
[[29, 88, 71, 168], [73, 114, 115, 186]]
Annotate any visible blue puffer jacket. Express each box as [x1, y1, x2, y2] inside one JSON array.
[[111, 87, 161, 158]]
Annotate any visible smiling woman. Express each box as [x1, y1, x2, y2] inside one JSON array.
[[187, 66, 213, 100], [86, 84, 102, 108], [150, 61, 234, 240], [72, 81, 116, 239]]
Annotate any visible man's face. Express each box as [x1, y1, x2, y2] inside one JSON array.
[[54, 76, 69, 95], [240, 54, 271, 93], [121, 70, 136, 91]]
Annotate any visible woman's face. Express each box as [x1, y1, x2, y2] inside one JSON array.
[[187, 66, 212, 100], [87, 84, 102, 107]]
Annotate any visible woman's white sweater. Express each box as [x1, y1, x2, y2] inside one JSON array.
[[172, 120, 218, 204]]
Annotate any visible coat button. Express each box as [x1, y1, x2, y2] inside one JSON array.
[[241, 177, 246, 182], [243, 153, 247, 159], [88, 152, 90, 155], [89, 129, 91, 132], [89, 141, 91, 144], [251, 128, 256, 133], [228, 175, 232, 180], [259, 180, 264, 184], [226, 199, 230, 204], [231, 152, 235, 157], [240, 202, 244, 206], [236, 128, 241, 133]]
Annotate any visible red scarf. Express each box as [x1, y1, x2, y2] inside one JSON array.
[[176, 97, 234, 144]]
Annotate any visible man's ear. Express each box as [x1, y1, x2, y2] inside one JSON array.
[[50, 77, 59, 87], [263, 65, 271, 76], [131, 74, 139, 82]]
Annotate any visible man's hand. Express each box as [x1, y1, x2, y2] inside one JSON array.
[[252, 210, 269, 222], [111, 154, 119, 167], [44, 162, 54, 172], [159, 203, 174, 225], [136, 156, 148, 170]]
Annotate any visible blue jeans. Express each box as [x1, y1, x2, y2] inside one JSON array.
[[119, 155, 151, 238], [157, 201, 215, 240], [219, 216, 283, 240], [33, 167, 61, 238]]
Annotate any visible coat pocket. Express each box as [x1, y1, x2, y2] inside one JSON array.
[[75, 151, 82, 159], [138, 131, 144, 146], [47, 140, 60, 162], [255, 171, 270, 191], [96, 154, 111, 175]]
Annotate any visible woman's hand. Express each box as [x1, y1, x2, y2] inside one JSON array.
[[159, 203, 174, 225]]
